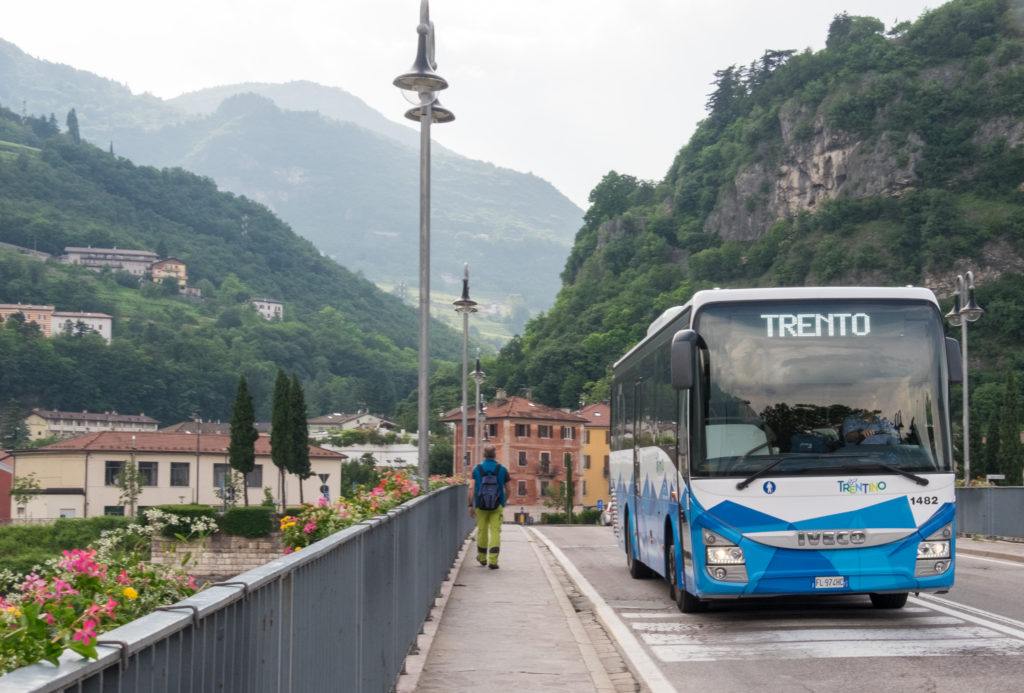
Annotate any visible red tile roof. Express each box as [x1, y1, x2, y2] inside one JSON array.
[[575, 402, 610, 427], [441, 396, 587, 423], [26, 431, 344, 458]]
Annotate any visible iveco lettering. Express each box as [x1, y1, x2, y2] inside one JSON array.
[[610, 287, 958, 612]]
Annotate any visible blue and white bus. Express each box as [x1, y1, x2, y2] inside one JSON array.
[[610, 287, 961, 611]]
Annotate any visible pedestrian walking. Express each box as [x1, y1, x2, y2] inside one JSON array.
[[469, 445, 511, 569]]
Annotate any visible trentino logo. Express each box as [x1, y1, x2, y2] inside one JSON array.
[[837, 478, 887, 494]]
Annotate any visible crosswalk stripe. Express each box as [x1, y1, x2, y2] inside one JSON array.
[[640, 625, 999, 645], [631, 615, 965, 631], [651, 637, 1024, 662]]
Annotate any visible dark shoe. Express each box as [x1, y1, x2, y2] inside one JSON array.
[[489, 564, 499, 570], [477, 557, 487, 566]]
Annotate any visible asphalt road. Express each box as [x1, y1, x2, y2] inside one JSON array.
[[537, 525, 1024, 693]]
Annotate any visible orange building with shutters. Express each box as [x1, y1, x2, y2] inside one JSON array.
[[442, 390, 587, 520]]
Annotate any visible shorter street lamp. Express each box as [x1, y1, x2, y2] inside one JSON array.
[[945, 271, 984, 486], [453, 265, 477, 475], [471, 356, 486, 471]]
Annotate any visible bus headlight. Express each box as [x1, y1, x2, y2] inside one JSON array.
[[917, 541, 950, 559], [706, 546, 745, 565]]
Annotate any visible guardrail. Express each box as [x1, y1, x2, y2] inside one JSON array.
[[0, 484, 473, 693], [956, 487, 1024, 538]]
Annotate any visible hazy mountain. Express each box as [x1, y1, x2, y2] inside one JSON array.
[[0, 39, 583, 319]]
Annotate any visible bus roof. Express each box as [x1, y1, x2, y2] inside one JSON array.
[[615, 286, 940, 369]]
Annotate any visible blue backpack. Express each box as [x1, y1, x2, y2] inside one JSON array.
[[476, 464, 502, 510]]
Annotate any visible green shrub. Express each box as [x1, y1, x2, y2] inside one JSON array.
[[283, 506, 306, 517], [219, 506, 275, 538], [150, 505, 218, 538], [540, 512, 568, 524], [576, 508, 602, 525], [0, 516, 133, 576]]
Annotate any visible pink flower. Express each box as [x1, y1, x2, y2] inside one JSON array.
[[43, 612, 55, 626], [283, 546, 294, 555], [59, 548, 106, 578], [52, 578, 78, 598], [187, 576, 198, 591], [116, 570, 132, 585], [316, 497, 328, 507], [302, 521, 317, 534], [84, 603, 102, 619], [73, 619, 98, 645], [104, 598, 118, 617]]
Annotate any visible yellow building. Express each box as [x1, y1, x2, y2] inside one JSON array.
[[151, 258, 188, 289], [576, 402, 611, 509], [0, 303, 54, 336], [25, 409, 158, 441], [10, 431, 346, 519]]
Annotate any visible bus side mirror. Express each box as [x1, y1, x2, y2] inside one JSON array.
[[671, 329, 699, 390], [945, 337, 963, 384]]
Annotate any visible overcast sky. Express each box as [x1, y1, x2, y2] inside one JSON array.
[[4, 0, 937, 207]]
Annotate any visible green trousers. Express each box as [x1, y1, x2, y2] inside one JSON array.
[[475, 508, 503, 566]]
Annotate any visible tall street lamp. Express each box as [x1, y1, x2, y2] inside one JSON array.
[[472, 356, 486, 471], [453, 264, 477, 475], [394, 0, 454, 487], [945, 271, 985, 486]]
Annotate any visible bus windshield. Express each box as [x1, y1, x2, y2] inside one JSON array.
[[692, 300, 951, 477]]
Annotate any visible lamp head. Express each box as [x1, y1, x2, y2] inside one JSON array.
[[453, 266, 477, 313], [393, 18, 448, 94], [404, 96, 455, 123], [961, 285, 984, 322]]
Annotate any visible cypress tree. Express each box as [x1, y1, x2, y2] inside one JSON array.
[[228, 375, 259, 506], [271, 369, 292, 509], [997, 370, 1023, 486], [984, 418, 1001, 482], [289, 374, 312, 503], [65, 108, 80, 144]]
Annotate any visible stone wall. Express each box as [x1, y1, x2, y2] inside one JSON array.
[[151, 533, 283, 579]]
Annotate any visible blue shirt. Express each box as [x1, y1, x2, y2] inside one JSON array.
[[842, 416, 899, 446], [472, 459, 510, 507]]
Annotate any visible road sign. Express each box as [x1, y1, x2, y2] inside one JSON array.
[[319, 484, 330, 495], [987, 474, 1006, 481], [596, 499, 604, 511], [318, 473, 330, 484]]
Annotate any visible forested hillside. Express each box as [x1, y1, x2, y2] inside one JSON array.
[[492, 0, 1024, 427], [0, 40, 583, 321], [0, 103, 461, 423]]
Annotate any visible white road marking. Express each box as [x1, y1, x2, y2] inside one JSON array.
[[529, 528, 678, 693], [640, 625, 1000, 645], [631, 615, 967, 631], [916, 594, 1024, 632], [958, 553, 1024, 568], [620, 612, 680, 619], [651, 637, 1024, 662], [909, 596, 1024, 640]]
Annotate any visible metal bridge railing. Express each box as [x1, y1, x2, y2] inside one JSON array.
[[956, 486, 1024, 539], [0, 484, 473, 693]]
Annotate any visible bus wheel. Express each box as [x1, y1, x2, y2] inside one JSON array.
[[625, 518, 652, 579], [677, 586, 706, 614], [869, 592, 908, 609], [666, 540, 680, 602]]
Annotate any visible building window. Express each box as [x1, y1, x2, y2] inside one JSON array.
[[518, 450, 528, 467], [517, 480, 527, 496], [170, 462, 190, 487], [561, 426, 576, 440], [213, 463, 235, 489], [104, 460, 124, 486], [246, 465, 264, 488], [540, 452, 551, 464], [487, 423, 498, 438], [583, 455, 591, 470], [540, 480, 550, 497], [603, 455, 610, 478], [537, 425, 552, 438], [605, 430, 611, 444], [138, 461, 158, 486], [515, 423, 530, 437], [466, 423, 475, 438], [104, 506, 125, 516], [584, 429, 591, 444], [582, 480, 588, 497]]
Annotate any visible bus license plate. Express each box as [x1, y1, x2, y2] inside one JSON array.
[[814, 576, 847, 589]]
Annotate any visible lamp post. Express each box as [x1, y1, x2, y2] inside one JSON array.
[[472, 356, 486, 471], [453, 264, 478, 475], [394, 0, 454, 487], [945, 271, 985, 486]]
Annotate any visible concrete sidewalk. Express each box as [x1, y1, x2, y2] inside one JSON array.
[[415, 524, 614, 692], [958, 535, 1024, 563]]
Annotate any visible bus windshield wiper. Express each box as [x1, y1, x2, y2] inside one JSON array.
[[837, 459, 930, 486], [736, 456, 786, 490]]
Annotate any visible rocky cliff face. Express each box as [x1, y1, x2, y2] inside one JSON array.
[[704, 99, 924, 241]]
